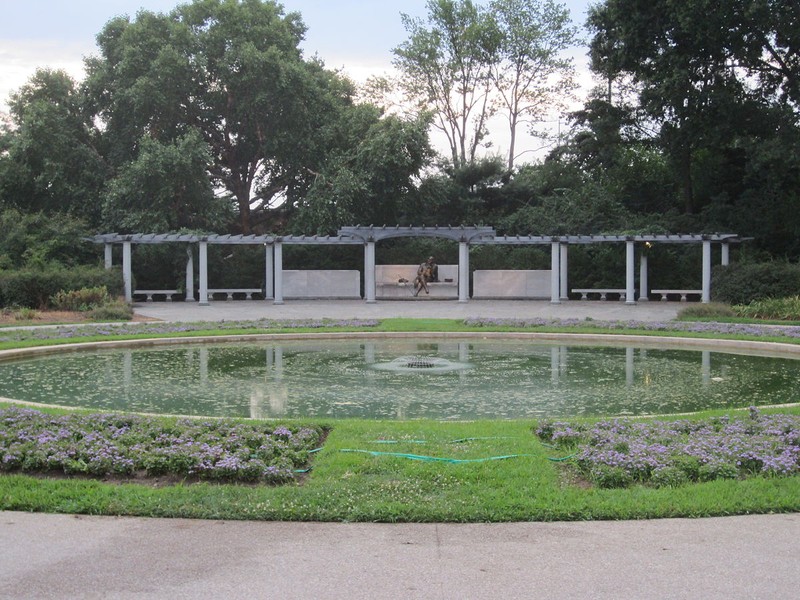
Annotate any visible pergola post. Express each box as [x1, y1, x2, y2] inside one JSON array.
[[185, 246, 195, 302], [458, 241, 469, 303], [702, 240, 712, 303], [550, 242, 560, 304], [104, 244, 113, 269], [639, 248, 649, 301], [273, 241, 284, 305], [264, 244, 274, 300], [721, 242, 730, 266], [364, 241, 376, 303], [625, 240, 636, 304], [122, 241, 132, 303], [559, 243, 569, 300], [198, 241, 209, 306]]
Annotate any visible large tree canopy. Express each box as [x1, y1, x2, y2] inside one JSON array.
[[84, 0, 360, 233], [0, 69, 109, 226], [587, 0, 798, 214]]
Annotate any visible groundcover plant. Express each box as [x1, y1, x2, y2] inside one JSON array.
[[0, 407, 323, 483], [537, 408, 800, 489], [464, 317, 800, 339], [0, 318, 380, 343]]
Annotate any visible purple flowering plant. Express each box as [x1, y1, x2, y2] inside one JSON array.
[[536, 408, 800, 489], [0, 407, 324, 484]]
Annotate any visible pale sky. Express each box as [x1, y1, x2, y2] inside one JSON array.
[[0, 0, 596, 160]]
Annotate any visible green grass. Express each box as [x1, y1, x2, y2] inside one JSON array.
[[1, 317, 800, 521]]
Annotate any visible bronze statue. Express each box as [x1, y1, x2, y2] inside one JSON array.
[[412, 256, 438, 296]]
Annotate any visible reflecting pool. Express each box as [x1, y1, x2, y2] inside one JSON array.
[[0, 338, 798, 419]]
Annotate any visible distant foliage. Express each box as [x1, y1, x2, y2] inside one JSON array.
[[50, 286, 111, 312], [712, 262, 800, 305]]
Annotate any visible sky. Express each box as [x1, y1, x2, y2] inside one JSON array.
[[0, 0, 596, 158]]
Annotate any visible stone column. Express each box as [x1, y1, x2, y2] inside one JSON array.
[[559, 243, 569, 300], [198, 241, 209, 306], [639, 249, 649, 301], [273, 241, 284, 305], [122, 241, 132, 302], [458, 241, 469, 303], [364, 241, 376, 303], [104, 244, 113, 269], [550, 241, 560, 304], [702, 240, 712, 303], [185, 246, 195, 302], [721, 242, 730, 266], [264, 244, 274, 300], [625, 240, 636, 304]]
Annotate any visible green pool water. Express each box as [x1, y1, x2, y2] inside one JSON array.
[[0, 338, 797, 419]]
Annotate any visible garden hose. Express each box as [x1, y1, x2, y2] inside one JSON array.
[[340, 449, 536, 463]]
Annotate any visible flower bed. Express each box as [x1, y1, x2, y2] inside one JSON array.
[[537, 408, 800, 488], [0, 407, 324, 484]]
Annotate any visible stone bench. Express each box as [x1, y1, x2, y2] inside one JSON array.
[[375, 265, 458, 299], [208, 288, 263, 301], [572, 288, 628, 301], [651, 289, 702, 302], [133, 289, 180, 302]]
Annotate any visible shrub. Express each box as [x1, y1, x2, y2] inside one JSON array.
[[650, 466, 690, 488], [86, 301, 134, 321], [712, 261, 800, 305], [590, 465, 633, 489], [0, 266, 123, 309], [735, 296, 800, 321], [677, 302, 737, 320], [12, 307, 40, 321], [50, 286, 111, 311]]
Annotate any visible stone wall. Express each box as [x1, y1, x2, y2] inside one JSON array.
[[473, 270, 552, 299], [283, 270, 361, 299]]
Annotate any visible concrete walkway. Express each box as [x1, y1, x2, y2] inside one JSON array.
[[2, 511, 798, 599], [132, 298, 683, 323], [3, 299, 798, 599]]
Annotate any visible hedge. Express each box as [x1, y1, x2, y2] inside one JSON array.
[[712, 261, 800, 305], [0, 266, 124, 309]]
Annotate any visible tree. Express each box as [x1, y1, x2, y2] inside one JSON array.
[[292, 110, 433, 233], [486, 0, 579, 169], [587, 0, 796, 215], [102, 129, 232, 232], [393, 0, 495, 167], [0, 69, 108, 226], [84, 0, 358, 233]]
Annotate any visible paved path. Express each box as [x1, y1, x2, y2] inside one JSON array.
[[4, 300, 798, 599], [2, 511, 798, 599], [132, 298, 682, 323]]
